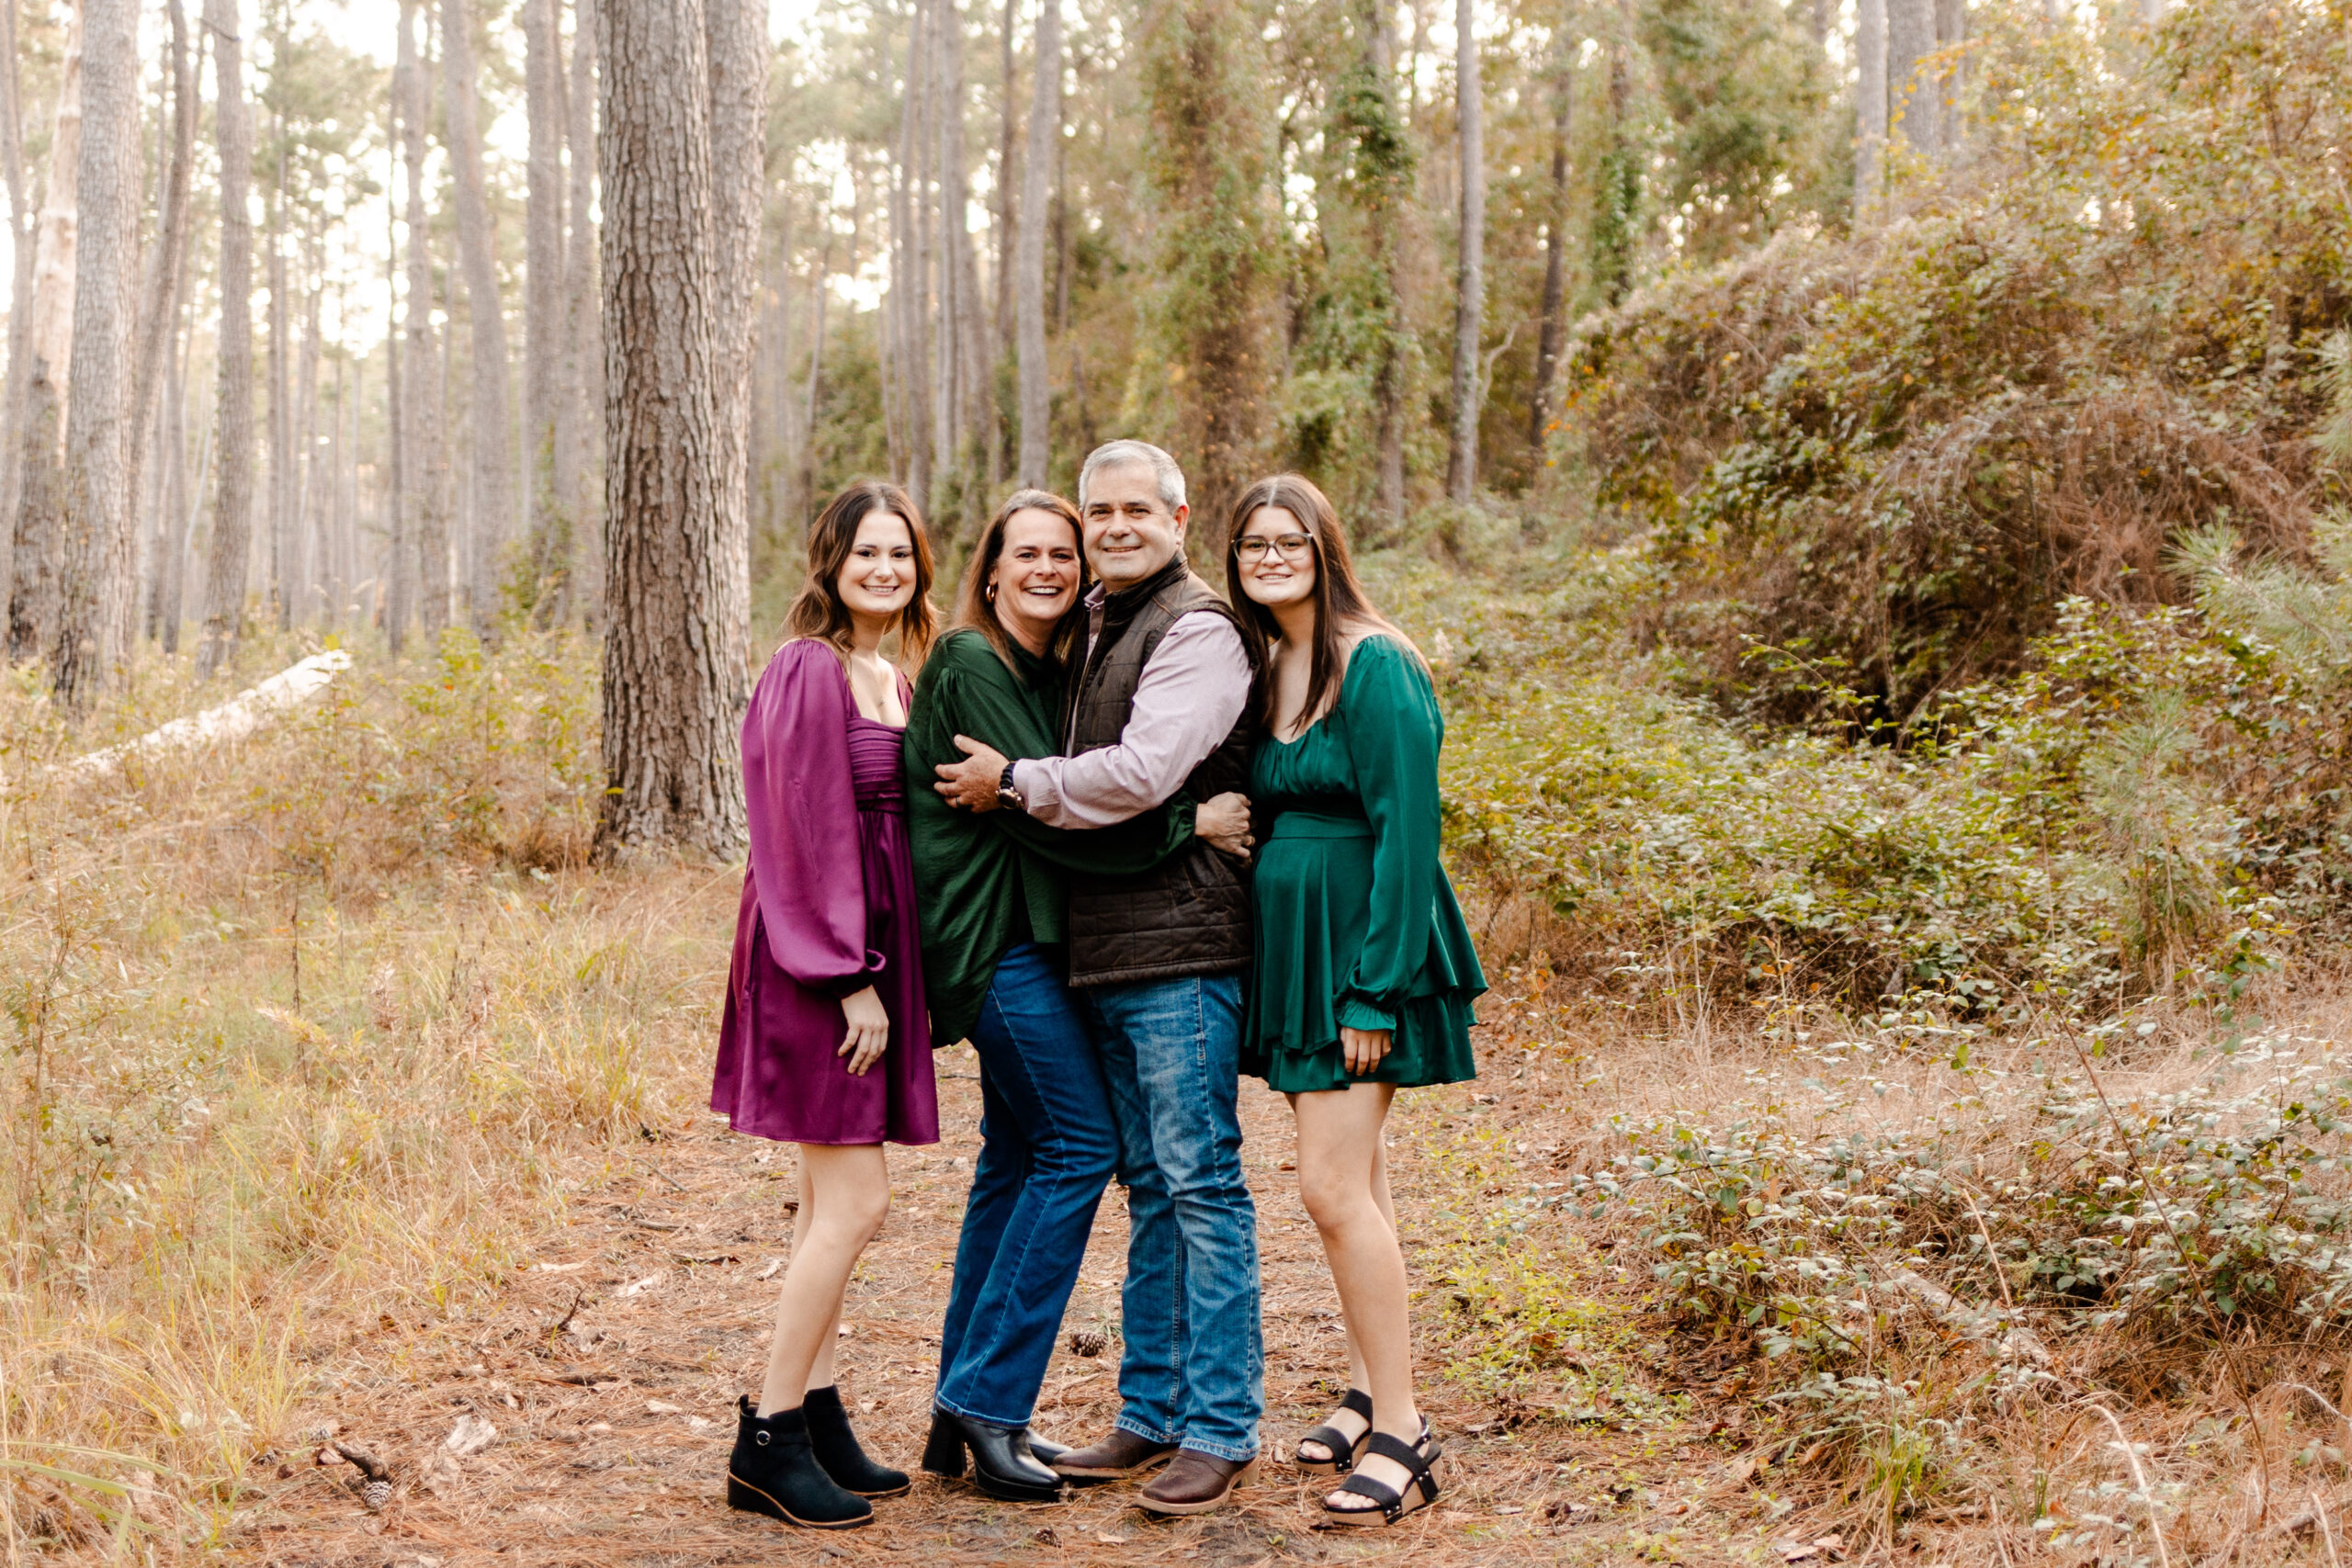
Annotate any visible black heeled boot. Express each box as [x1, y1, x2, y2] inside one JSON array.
[[727, 1398, 873, 1529], [921, 1404, 1065, 1502], [802, 1385, 910, 1497]]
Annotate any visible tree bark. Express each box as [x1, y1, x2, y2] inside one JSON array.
[[266, 148, 289, 627], [51, 0, 141, 705], [1528, 61, 1572, 460], [153, 286, 191, 649], [8, 2, 83, 664], [402, 0, 448, 637], [385, 166, 408, 650], [993, 0, 1015, 409], [126, 0, 196, 631], [1885, 0, 1935, 158], [800, 232, 828, 513], [1443, 0, 1483, 502], [562, 0, 603, 627], [1014, 0, 1058, 485], [595, 0, 748, 859], [889, 0, 931, 504], [441, 0, 514, 633], [1359, 0, 1408, 525], [706, 0, 763, 678], [0, 0, 40, 625], [1856, 0, 1886, 209], [523, 0, 566, 615], [196, 0, 255, 676], [294, 254, 322, 618]]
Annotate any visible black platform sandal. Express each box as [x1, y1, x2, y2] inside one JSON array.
[[1293, 1389, 1373, 1476], [1320, 1428, 1442, 1528]]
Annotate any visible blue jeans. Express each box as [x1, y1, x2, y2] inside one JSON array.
[[934, 944, 1121, 1427], [1085, 974, 1262, 1462]]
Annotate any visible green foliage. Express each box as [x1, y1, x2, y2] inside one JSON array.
[[1566, 0, 2351, 725], [1570, 1032, 2352, 1366]]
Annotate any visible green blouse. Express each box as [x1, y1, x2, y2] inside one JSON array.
[[1241, 635, 1486, 1093], [904, 627, 1195, 1045]]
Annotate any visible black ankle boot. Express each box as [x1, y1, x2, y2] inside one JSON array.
[[727, 1398, 873, 1529], [921, 1404, 1065, 1503], [801, 1385, 910, 1497]]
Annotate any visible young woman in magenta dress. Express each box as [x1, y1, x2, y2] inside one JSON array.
[[1225, 473, 1486, 1527], [714, 481, 939, 1531]]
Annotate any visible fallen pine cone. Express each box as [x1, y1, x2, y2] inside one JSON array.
[[1069, 1327, 1107, 1359]]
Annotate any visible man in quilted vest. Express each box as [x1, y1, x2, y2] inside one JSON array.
[[933, 440, 1264, 1515]]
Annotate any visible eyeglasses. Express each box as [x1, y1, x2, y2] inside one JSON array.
[[1235, 533, 1314, 561]]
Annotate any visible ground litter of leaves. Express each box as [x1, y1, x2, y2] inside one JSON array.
[[235, 994, 1836, 1568]]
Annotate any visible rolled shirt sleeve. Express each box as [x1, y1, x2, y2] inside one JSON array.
[[1010, 611, 1251, 829]]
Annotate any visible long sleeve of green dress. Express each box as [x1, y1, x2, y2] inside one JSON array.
[[1335, 638, 1448, 1032]]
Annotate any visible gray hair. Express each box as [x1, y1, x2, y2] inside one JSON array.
[[1078, 440, 1187, 513]]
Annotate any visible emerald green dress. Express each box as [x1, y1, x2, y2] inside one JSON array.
[[1242, 635, 1486, 1093]]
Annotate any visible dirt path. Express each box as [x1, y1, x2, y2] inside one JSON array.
[[243, 1002, 1799, 1568]]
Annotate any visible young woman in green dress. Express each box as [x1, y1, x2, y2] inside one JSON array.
[[1225, 473, 1487, 1527]]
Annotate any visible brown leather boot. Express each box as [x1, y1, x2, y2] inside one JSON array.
[[1050, 1428, 1178, 1483], [1136, 1449, 1260, 1517]]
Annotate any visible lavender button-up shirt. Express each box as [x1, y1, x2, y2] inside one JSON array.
[[1009, 590, 1252, 829]]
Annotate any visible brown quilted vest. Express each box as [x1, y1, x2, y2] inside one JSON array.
[[1063, 558, 1259, 988]]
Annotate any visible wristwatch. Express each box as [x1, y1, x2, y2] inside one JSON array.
[[996, 761, 1027, 813]]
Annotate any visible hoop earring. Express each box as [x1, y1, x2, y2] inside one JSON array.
[[986, 582, 999, 603]]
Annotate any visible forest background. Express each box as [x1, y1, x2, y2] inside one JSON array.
[[7, 0, 2352, 1560]]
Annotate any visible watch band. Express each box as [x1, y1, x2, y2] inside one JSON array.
[[997, 761, 1026, 812]]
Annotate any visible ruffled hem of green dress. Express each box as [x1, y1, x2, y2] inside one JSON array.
[[1243, 989, 1481, 1094]]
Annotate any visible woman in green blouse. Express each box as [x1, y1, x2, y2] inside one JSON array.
[[1225, 474, 1486, 1528]]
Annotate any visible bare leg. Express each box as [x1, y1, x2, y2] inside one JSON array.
[[784, 1161, 844, 1392], [1293, 1083, 1423, 1507], [757, 1143, 889, 1416]]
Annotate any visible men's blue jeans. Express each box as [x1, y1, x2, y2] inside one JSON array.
[[934, 944, 1121, 1427], [1083, 973, 1262, 1462]]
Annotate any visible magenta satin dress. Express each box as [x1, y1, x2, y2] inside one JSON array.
[[712, 639, 939, 1146]]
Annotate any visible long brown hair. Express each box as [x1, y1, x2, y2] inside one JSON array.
[[954, 489, 1088, 671], [786, 480, 939, 663], [1224, 473, 1418, 728]]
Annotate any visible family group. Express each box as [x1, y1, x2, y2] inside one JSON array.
[[707, 439, 1487, 1532]]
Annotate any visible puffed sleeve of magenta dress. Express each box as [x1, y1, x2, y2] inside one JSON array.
[[712, 639, 939, 1146]]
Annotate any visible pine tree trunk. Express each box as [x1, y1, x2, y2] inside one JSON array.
[[8, 3, 83, 663], [523, 0, 566, 617], [1856, 0, 1886, 209], [0, 0, 33, 624], [595, 0, 748, 859], [891, 0, 932, 505], [1013, 0, 1058, 485], [938, 0, 989, 528], [52, 0, 141, 705], [266, 151, 290, 628], [441, 0, 514, 633], [126, 0, 195, 634], [800, 234, 828, 513], [1362, 0, 1408, 525], [1528, 62, 1572, 459], [385, 186, 408, 649], [1442, 0, 1483, 503], [402, 0, 449, 637], [562, 0, 603, 628], [1885, 0, 1935, 157], [153, 291, 190, 649], [295, 264, 322, 620], [706, 0, 763, 675], [196, 0, 255, 676], [992, 0, 1015, 423]]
